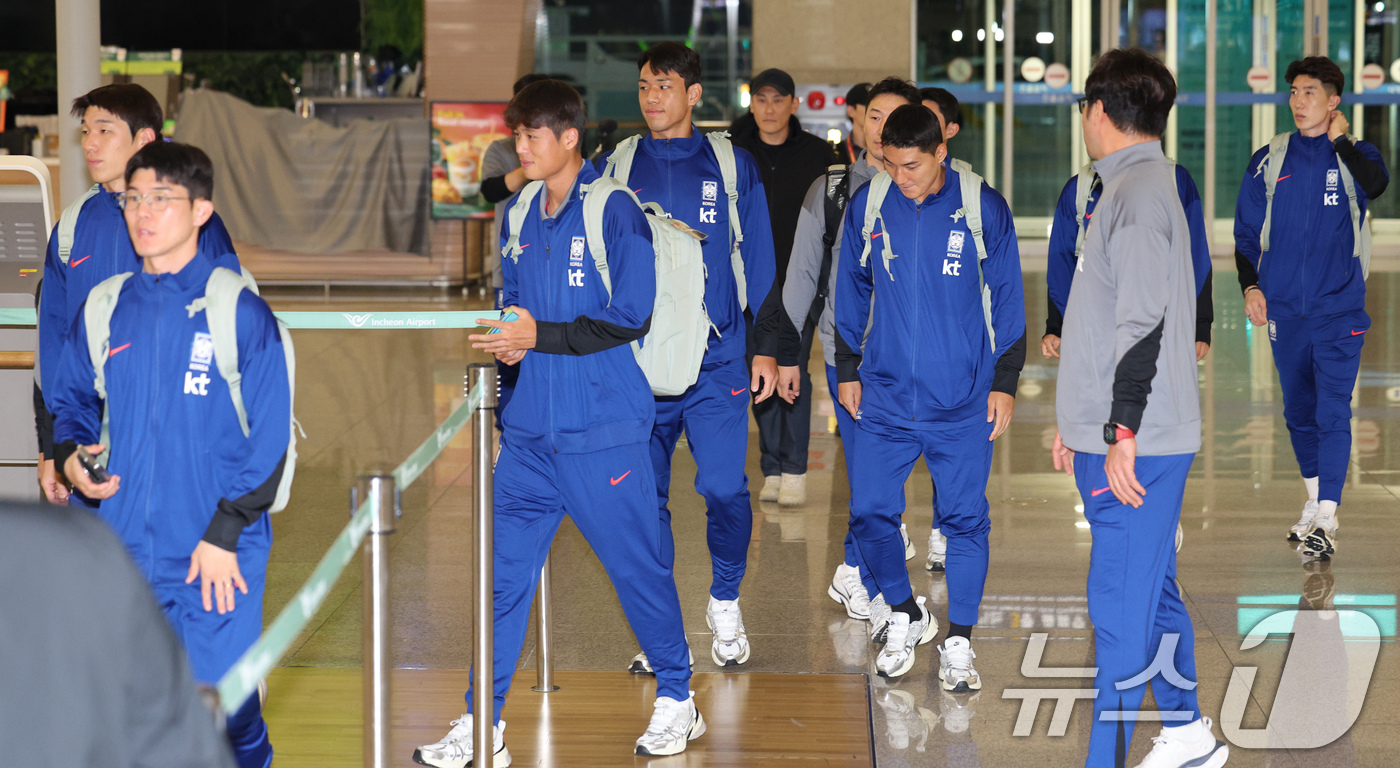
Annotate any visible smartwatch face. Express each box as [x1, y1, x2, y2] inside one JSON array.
[[1103, 423, 1116, 444]]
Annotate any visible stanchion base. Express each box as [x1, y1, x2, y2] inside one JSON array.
[[531, 685, 561, 692]]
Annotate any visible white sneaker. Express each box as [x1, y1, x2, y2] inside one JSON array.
[[926, 528, 947, 572], [413, 714, 511, 768], [938, 636, 982, 692], [828, 562, 872, 620], [1289, 500, 1319, 541], [1132, 716, 1229, 768], [1175, 523, 1183, 553], [759, 475, 781, 502], [628, 648, 694, 675], [777, 473, 807, 506], [868, 593, 893, 643], [901, 523, 915, 561], [876, 597, 937, 678], [706, 596, 750, 666], [1301, 510, 1338, 559], [635, 693, 706, 756]]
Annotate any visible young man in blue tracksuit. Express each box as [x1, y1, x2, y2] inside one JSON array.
[[1235, 56, 1388, 558], [50, 142, 288, 768], [1043, 162, 1214, 362], [36, 84, 239, 507], [598, 42, 778, 670], [415, 80, 701, 767], [1054, 49, 1228, 768], [835, 104, 1026, 683]]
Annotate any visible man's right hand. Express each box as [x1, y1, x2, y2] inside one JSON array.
[[776, 365, 801, 404], [1244, 286, 1268, 326], [37, 455, 69, 504], [1040, 334, 1062, 359], [837, 381, 862, 419], [62, 444, 121, 500]]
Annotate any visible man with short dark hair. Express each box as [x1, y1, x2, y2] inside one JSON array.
[[36, 84, 239, 506], [836, 102, 1025, 683], [919, 87, 962, 146], [416, 79, 701, 765], [1053, 48, 1229, 768], [50, 141, 288, 768], [1235, 56, 1388, 556], [837, 83, 871, 164], [730, 67, 837, 506], [599, 41, 778, 671]]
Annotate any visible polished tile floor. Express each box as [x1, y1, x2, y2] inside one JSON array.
[[260, 266, 1400, 767]]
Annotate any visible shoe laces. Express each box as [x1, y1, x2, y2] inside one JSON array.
[[942, 640, 976, 672], [443, 714, 473, 744], [643, 698, 689, 741], [883, 613, 913, 651], [711, 601, 742, 641], [840, 570, 870, 605]]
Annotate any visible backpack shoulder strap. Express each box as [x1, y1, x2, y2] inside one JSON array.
[[707, 131, 749, 311], [580, 176, 643, 300], [58, 185, 102, 265], [1072, 162, 1096, 262], [83, 272, 135, 402], [859, 172, 897, 280], [602, 135, 641, 185], [1334, 157, 1370, 278], [501, 181, 545, 266], [952, 165, 996, 351], [199, 267, 255, 436], [1258, 132, 1293, 254], [816, 165, 849, 299]]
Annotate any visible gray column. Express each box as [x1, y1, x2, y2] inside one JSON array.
[[55, 0, 101, 208]]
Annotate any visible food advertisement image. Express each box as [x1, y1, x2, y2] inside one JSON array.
[[430, 101, 509, 219]]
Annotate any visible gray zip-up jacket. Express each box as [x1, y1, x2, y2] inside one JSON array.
[[1056, 141, 1201, 456], [780, 151, 877, 367]]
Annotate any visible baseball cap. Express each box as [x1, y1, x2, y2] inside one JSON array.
[[750, 68, 796, 97]]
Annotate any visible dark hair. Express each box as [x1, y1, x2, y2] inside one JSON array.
[[1285, 57, 1345, 96], [124, 141, 214, 201], [637, 42, 702, 88], [513, 73, 553, 95], [505, 79, 587, 140], [845, 83, 872, 108], [1083, 48, 1177, 138], [866, 77, 921, 107], [880, 104, 943, 154], [70, 84, 163, 140], [919, 87, 961, 126]]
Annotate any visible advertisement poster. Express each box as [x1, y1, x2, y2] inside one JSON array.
[[431, 101, 509, 219]]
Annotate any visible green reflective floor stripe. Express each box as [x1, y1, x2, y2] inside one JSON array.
[[217, 382, 486, 713], [0, 309, 501, 329]]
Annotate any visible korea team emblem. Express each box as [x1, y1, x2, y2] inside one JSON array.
[[702, 181, 718, 202]]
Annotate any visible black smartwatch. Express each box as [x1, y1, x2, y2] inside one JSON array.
[[1103, 423, 1134, 445]]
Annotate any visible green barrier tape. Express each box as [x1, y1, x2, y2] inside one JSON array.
[[216, 381, 486, 712], [0, 309, 502, 330]]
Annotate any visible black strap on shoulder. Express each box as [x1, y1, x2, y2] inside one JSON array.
[[814, 165, 850, 314]]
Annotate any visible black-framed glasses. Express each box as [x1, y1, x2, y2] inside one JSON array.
[[118, 192, 190, 212], [1076, 96, 1090, 113]]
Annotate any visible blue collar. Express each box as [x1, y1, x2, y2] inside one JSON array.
[[638, 127, 708, 158], [133, 246, 216, 296]]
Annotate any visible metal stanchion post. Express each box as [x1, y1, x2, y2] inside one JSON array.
[[469, 363, 498, 760], [532, 554, 559, 692], [358, 473, 398, 768]]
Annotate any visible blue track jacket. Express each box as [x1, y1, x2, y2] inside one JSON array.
[[50, 251, 288, 580], [39, 188, 239, 410], [1235, 132, 1388, 318], [834, 167, 1026, 424], [1047, 164, 1213, 341], [596, 128, 776, 363], [499, 161, 658, 454]]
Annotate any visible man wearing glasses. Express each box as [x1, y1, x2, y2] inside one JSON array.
[[36, 85, 239, 507]]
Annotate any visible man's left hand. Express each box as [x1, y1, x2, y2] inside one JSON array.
[[751, 355, 778, 403], [987, 392, 1015, 440], [1105, 438, 1146, 508], [186, 541, 248, 615], [1196, 341, 1210, 362], [470, 306, 537, 355]]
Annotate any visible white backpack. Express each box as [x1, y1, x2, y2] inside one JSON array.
[[84, 267, 301, 512], [1072, 160, 1179, 262], [1255, 131, 1371, 279], [501, 178, 709, 396], [859, 158, 997, 351]]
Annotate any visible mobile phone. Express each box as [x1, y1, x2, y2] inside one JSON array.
[[488, 310, 519, 335], [76, 446, 110, 484]]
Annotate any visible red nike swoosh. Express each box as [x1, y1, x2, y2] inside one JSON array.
[[519, 243, 530, 249], [70, 255, 92, 267], [731, 388, 746, 396], [633, 188, 643, 194], [1277, 174, 1292, 182], [1085, 212, 1093, 219], [108, 343, 131, 357], [1091, 486, 1111, 497], [1352, 329, 1366, 336], [871, 232, 883, 239], [610, 470, 631, 485]]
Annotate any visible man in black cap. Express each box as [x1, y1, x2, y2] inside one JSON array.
[[839, 83, 872, 164], [732, 67, 839, 506]]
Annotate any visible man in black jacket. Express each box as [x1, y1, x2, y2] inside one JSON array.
[[732, 67, 838, 506]]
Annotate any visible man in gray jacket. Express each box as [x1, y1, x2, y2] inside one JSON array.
[[1051, 49, 1228, 768]]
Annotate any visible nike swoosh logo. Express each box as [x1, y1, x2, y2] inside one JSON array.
[[108, 343, 131, 357], [1091, 486, 1111, 497], [1277, 174, 1292, 182], [70, 255, 92, 267], [633, 188, 643, 194], [871, 232, 883, 239], [731, 388, 746, 396], [1352, 329, 1366, 336], [610, 470, 631, 485], [519, 243, 530, 249]]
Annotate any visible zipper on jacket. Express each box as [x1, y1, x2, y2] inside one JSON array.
[[911, 202, 921, 421], [146, 282, 160, 574], [544, 206, 558, 453]]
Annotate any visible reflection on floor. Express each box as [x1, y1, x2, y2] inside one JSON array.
[[259, 269, 1400, 767]]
